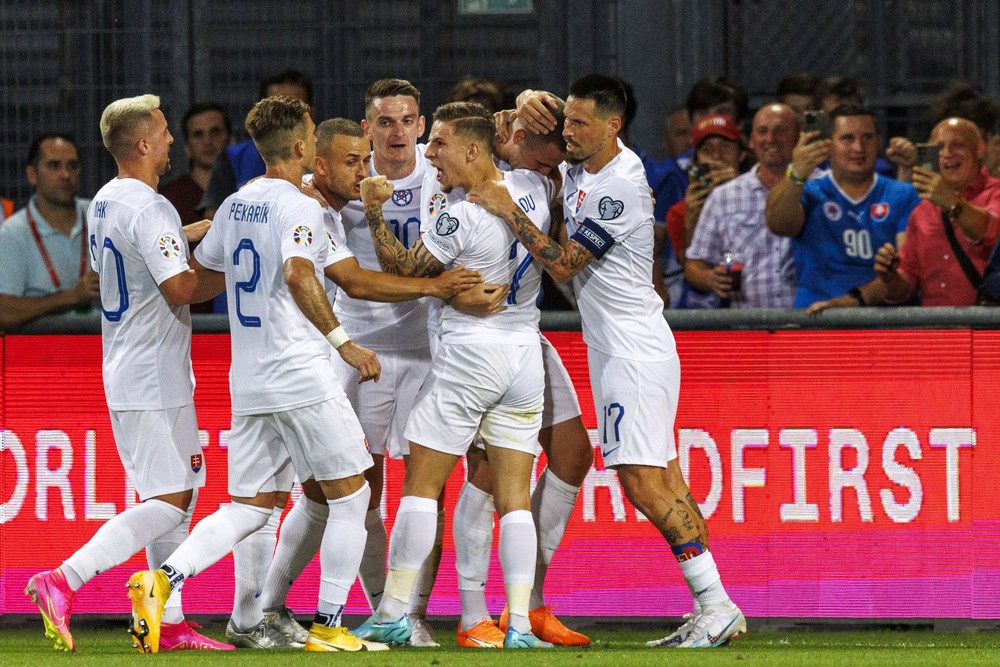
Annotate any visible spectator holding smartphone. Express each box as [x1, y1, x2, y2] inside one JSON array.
[[874, 118, 1000, 306], [661, 114, 744, 308]]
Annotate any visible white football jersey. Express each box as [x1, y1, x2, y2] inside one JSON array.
[[321, 205, 355, 305], [87, 178, 194, 410], [561, 143, 675, 361], [336, 143, 430, 350], [421, 168, 554, 345], [195, 177, 340, 415]]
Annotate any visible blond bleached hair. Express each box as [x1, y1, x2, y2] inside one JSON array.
[[100, 94, 161, 161]]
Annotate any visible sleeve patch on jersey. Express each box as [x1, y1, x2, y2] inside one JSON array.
[[597, 196, 625, 220], [326, 231, 337, 252], [435, 213, 460, 236], [428, 193, 447, 217], [157, 234, 181, 259], [571, 217, 615, 259], [293, 225, 314, 246]]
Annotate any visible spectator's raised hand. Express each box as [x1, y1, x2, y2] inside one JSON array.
[[886, 137, 916, 167], [912, 166, 958, 208], [790, 131, 832, 181]]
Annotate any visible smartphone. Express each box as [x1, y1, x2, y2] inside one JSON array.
[[915, 143, 940, 172], [687, 163, 711, 188], [803, 110, 830, 142]]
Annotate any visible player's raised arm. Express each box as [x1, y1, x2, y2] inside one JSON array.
[[468, 179, 595, 284], [360, 175, 446, 278]]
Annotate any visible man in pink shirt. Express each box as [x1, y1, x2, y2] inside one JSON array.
[[875, 117, 1000, 305]]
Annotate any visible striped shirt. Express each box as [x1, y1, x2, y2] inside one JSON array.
[[687, 165, 796, 308]]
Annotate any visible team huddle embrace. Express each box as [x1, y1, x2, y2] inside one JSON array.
[[24, 75, 745, 653]]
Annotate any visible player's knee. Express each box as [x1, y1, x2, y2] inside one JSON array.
[[300, 477, 327, 503]]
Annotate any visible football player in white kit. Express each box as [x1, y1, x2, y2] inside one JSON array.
[[439, 104, 594, 648], [470, 75, 747, 649], [25, 94, 231, 654], [242, 117, 483, 646], [127, 96, 387, 654], [353, 102, 554, 649]]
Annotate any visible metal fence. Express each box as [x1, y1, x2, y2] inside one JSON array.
[[2, 0, 998, 207]]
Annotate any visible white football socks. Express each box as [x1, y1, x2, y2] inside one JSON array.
[[62, 499, 186, 591], [529, 468, 580, 609], [316, 483, 370, 626], [162, 502, 272, 588], [498, 510, 536, 634], [679, 551, 730, 609], [260, 495, 328, 612], [358, 507, 387, 611], [379, 495, 437, 621], [454, 482, 495, 630], [230, 506, 281, 630], [408, 509, 444, 619], [145, 493, 196, 625]]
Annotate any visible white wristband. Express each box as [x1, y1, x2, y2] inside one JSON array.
[[325, 326, 349, 349]]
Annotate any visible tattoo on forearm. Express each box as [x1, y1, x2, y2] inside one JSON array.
[[363, 203, 443, 278], [504, 208, 591, 278]]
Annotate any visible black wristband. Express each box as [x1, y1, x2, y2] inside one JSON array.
[[847, 287, 866, 306]]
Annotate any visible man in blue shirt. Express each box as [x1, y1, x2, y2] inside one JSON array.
[[765, 104, 919, 310]]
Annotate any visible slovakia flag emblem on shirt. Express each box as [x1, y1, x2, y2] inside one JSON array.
[[871, 202, 890, 220], [190, 454, 203, 473]]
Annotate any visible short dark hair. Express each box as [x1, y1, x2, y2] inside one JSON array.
[[817, 75, 864, 106], [432, 102, 495, 153], [316, 118, 366, 154], [686, 75, 749, 121], [829, 103, 877, 128], [928, 81, 1000, 136], [245, 96, 311, 163], [523, 97, 567, 151], [568, 73, 627, 118], [259, 69, 312, 105], [26, 132, 77, 168], [447, 77, 507, 113], [777, 72, 818, 99], [181, 101, 232, 141], [365, 78, 421, 118]]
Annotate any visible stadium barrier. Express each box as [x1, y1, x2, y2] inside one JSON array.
[[2, 308, 999, 619]]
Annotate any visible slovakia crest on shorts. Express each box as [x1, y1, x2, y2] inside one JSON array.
[[190, 454, 202, 473], [871, 202, 890, 220], [823, 201, 843, 222], [392, 189, 413, 207], [293, 225, 313, 246], [158, 234, 181, 259], [428, 193, 447, 217]]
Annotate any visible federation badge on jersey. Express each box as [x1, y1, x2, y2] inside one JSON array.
[[598, 196, 624, 220], [392, 189, 413, 207], [157, 234, 181, 259], [428, 193, 447, 217], [871, 202, 890, 220], [575, 189, 587, 211], [435, 213, 459, 236], [293, 225, 313, 246], [823, 201, 843, 222], [190, 454, 202, 473]]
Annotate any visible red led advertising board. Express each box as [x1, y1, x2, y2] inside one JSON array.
[[2, 330, 998, 618]]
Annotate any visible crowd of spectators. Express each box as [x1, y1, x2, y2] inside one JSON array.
[[3, 70, 1000, 331]]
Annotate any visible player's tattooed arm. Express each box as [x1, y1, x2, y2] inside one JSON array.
[[361, 176, 445, 278], [468, 181, 593, 284]]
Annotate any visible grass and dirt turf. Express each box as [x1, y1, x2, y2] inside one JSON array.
[[4, 619, 1000, 666]]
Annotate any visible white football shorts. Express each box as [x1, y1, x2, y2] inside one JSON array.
[[227, 395, 373, 498], [333, 346, 431, 458], [405, 342, 543, 456], [587, 348, 680, 468], [109, 404, 206, 501], [540, 335, 582, 428]]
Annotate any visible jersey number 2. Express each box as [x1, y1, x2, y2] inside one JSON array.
[[233, 238, 261, 327]]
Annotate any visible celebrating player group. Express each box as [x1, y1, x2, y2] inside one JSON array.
[[25, 74, 745, 653]]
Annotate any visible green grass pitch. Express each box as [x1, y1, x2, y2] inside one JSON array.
[[5, 620, 1000, 666]]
